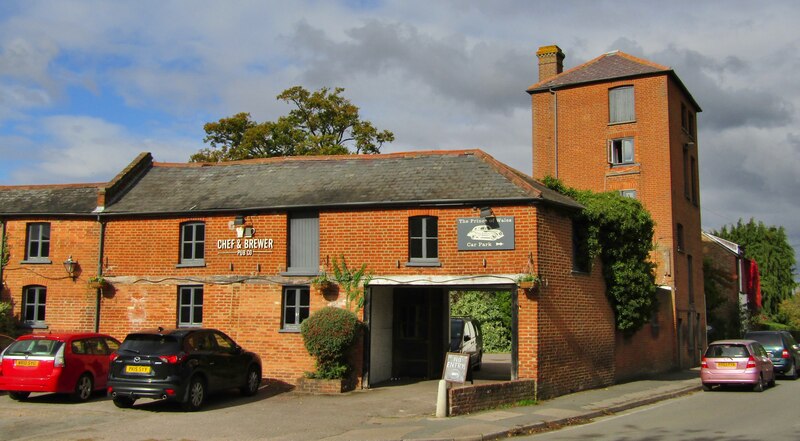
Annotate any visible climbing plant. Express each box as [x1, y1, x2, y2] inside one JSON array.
[[329, 255, 372, 313], [544, 176, 658, 334]]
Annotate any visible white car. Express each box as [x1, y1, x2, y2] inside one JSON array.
[[467, 225, 504, 241], [450, 317, 483, 371]]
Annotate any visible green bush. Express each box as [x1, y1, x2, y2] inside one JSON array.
[[451, 291, 512, 353], [300, 306, 360, 379], [0, 301, 16, 336]]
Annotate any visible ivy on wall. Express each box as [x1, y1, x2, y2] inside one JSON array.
[[544, 176, 658, 334]]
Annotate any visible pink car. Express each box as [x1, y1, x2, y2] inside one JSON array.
[[701, 339, 775, 392]]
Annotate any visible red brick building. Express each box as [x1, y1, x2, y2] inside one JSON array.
[[1, 149, 614, 398], [528, 45, 706, 375]]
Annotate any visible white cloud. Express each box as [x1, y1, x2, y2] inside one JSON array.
[[8, 115, 196, 184]]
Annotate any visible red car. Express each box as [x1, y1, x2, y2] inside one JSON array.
[[0, 332, 120, 401]]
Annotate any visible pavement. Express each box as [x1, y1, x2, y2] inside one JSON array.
[[0, 355, 702, 441], [256, 358, 700, 440]]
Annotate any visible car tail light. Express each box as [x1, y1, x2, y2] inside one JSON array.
[[159, 353, 186, 364], [782, 349, 790, 359], [746, 356, 757, 369], [110, 352, 119, 362], [700, 357, 708, 368], [54, 344, 66, 368]]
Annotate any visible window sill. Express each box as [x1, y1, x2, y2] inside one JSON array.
[[279, 328, 301, 334], [405, 261, 442, 268], [608, 120, 636, 126], [176, 262, 206, 268], [281, 271, 318, 277], [571, 269, 591, 276], [20, 259, 52, 265], [22, 322, 48, 330]]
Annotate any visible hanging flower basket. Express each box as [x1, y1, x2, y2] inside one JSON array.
[[87, 277, 107, 290], [517, 274, 540, 294]]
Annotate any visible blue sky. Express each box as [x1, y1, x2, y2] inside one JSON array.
[[2, 0, 800, 269]]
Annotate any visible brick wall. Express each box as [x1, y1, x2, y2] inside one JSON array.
[[448, 379, 536, 416], [1, 218, 101, 333], [532, 207, 614, 399], [614, 288, 677, 380]]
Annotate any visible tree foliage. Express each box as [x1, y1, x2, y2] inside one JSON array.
[[712, 218, 797, 317], [300, 306, 360, 379], [778, 295, 800, 331], [544, 176, 658, 334], [450, 291, 512, 353], [191, 86, 394, 162], [1, 230, 8, 268]]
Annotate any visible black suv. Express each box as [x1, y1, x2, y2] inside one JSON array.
[[107, 328, 262, 411], [744, 330, 800, 379]]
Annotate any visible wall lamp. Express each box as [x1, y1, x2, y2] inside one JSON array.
[[63, 255, 77, 280], [479, 206, 497, 222], [234, 215, 246, 226]]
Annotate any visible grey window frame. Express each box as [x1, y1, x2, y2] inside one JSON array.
[[609, 86, 635, 123], [282, 286, 310, 332], [24, 223, 51, 262], [408, 216, 439, 265], [23, 285, 47, 324], [608, 138, 635, 165], [286, 212, 320, 275], [179, 222, 205, 267], [178, 285, 204, 328]]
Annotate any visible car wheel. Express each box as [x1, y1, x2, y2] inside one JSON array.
[[769, 376, 776, 388], [71, 374, 94, 402], [9, 392, 30, 401], [240, 365, 261, 397], [702, 383, 712, 391], [753, 375, 765, 392], [113, 396, 135, 408], [786, 361, 798, 380], [182, 376, 205, 411]]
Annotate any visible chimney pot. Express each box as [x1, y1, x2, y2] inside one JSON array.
[[537, 45, 564, 82]]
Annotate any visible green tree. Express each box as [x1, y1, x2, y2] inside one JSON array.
[[450, 291, 512, 353], [544, 176, 658, 334], [191, 86, 394, 162], [713, 219, 797, 317]]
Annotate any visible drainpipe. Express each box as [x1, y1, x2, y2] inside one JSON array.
[[0, 220, 6, 291], [549, 88, 558, 179], [94, 216, 105, 333]]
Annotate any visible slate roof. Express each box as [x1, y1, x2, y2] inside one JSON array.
[[102, 150, 581, 215], [526, 50, 701, 111], [0, 184, 100, 216]]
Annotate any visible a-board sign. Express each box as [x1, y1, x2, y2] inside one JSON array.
[[443, 352, 470, 383]]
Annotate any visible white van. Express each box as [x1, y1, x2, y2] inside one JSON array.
[[450, 317, 483, 371]]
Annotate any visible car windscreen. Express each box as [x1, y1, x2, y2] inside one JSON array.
[[4, 339, 63, 356], [704, 344, 749, 358], [746, 333, 782, 347], [119, 334, 182, 355], [450, 319, 465, 351]]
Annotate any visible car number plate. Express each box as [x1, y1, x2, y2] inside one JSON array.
[[15, 359, 39, 367], [125, 365, 151, 374], [717, 362, 737, 368]]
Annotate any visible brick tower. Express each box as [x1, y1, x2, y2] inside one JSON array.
[[528, 45, 705, 370]]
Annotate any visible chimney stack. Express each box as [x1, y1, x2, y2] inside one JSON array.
[[537, 45, 564, 82]]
